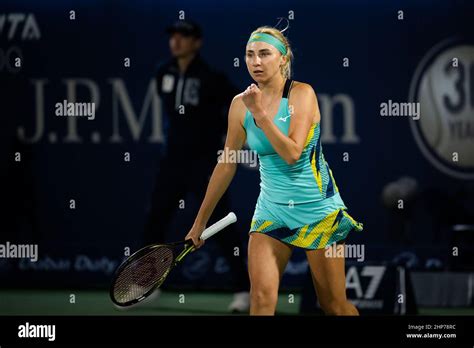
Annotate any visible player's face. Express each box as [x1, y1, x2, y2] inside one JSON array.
[[169, 33, 201, 58], [245, 41, 284, 82]]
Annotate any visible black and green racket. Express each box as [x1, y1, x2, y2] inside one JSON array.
[[110, 212, 237, 307]]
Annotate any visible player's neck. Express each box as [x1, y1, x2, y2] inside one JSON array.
[[258, 74, 286, 97]]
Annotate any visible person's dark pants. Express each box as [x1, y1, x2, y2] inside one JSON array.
[[144, 153, 250, 292]]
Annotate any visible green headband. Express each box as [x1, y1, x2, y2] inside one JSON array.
[[247, 32, 287, 55]]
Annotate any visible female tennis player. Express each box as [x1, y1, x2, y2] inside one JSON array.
[[185, 26, 363, 315]]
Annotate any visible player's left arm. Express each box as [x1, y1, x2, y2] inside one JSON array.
[[257, 82, 318, 165]]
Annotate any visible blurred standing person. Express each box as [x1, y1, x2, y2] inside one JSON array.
[[144, 20, 250, 312]]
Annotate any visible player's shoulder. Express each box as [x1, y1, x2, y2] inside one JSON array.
[[290, 80, 316, 97], [231, 93, 246, 109], [228, 93, 247, 124]]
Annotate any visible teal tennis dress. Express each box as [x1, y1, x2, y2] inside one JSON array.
[[243, 79, 363, 249]]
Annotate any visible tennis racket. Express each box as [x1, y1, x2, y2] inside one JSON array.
[[110, 212, 237, 307]]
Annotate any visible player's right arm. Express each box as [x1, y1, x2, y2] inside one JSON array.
[[185, 95, 247, 247]]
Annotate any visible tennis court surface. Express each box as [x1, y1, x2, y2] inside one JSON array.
[[1, 290, 472, 316]]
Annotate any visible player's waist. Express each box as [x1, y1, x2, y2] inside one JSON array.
[[259, 171, 328, 205], [259, 182, 328, 204], [258, 191, 346, 211], [260, 181, 336, 206]]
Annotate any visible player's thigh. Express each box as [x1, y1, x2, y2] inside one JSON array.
[[248, 233, 293, 288], [305, 242, 347, 303]]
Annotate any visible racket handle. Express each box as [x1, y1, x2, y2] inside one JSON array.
[[200, 212, 237, 241]]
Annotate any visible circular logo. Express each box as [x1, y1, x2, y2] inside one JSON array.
[[409, 41, 474, 179]]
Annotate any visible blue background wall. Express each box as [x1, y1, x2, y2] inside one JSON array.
[[0, 0, 473, 289]]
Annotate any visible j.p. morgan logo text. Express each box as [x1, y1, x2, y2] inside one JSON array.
[[18, 322, 56, 341], [17, 79, 360, 145]]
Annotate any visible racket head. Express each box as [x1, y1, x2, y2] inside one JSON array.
[[110, 240, 193, 307]]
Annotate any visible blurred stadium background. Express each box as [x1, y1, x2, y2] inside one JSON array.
[[0, 0, 473, 315]]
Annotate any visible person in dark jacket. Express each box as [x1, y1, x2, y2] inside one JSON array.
[[144, 20, 250, 312]]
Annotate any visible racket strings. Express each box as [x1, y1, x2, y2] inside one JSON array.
[[112, 247, 174, 304]]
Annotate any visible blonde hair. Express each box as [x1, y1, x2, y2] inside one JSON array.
[[249, 26, 293, 79]]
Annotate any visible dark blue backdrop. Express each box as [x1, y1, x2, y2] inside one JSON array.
[[1, 0, 473, 289]]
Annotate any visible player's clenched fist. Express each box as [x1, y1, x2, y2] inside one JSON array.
[[242, 84, 265, 118]]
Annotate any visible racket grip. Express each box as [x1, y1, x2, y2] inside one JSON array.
[[200, 212, 237, 241]]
